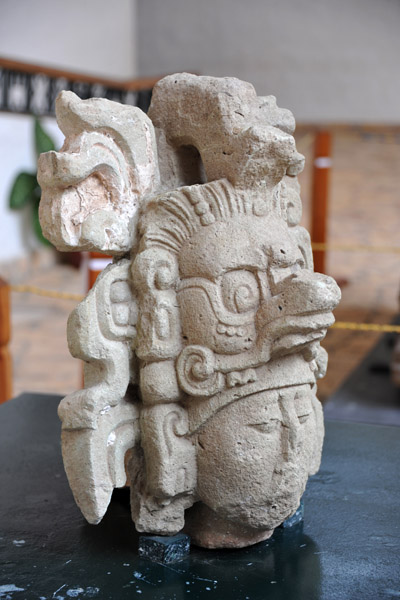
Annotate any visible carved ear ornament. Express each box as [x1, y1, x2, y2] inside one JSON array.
[[96, 259, 137, 342], [132, 247, 179, 293], [176, 345, 225, 398], [130, 403, 197, 534], [132, 249, 182, 362], [175, 344, 274, 400]]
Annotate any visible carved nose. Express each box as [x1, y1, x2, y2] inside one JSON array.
[[287, 270, 341, 314], [279, 395, 301, 463], [257, 270, 341, 327], [286, 420, 300, 463]]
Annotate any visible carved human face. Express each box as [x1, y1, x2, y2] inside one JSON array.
[[194, 385, 323, 530]]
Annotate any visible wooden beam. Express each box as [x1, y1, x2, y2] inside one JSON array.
[[311, 130, 332, 274], [0, 56, 162, 92], [0, 278, 12, 403], [87, 252, 113, 290], [296, 123, 400, 133]]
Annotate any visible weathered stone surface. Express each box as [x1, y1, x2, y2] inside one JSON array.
[[38, 73, 340, 549], [38, 91, 160, 255], [184, 503, 273, 549]]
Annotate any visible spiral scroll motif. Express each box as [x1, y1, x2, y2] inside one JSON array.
[[176, 345, 224, 397]]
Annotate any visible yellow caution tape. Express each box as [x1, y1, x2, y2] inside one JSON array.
[[9, 284, 400, 334], [312, 242, 400, 254], [10, 284, 84, 302], [331, 321, 400, 333]]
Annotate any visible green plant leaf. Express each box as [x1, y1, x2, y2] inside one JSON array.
[[33, 198, 51, 246], [34, 118, 56, 158], [9, 172, 39, 209]]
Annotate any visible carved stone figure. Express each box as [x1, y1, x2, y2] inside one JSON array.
[[38, 74, 341, 549]]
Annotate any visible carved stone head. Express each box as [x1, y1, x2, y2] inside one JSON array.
[[38, 74, 340, 548]]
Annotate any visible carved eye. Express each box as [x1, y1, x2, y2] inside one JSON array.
[[294, 391, 312, 423], [298, 414, 310, 424], [221, 270, 260, 314], [249, 419, 281, 434]]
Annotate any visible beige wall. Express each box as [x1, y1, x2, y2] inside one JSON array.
[[137, 0, 400, 123]]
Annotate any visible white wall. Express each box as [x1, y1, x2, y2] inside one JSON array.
[[0, 114, 64, 260], [0, 0, 136, 79], [3, 0, 399, 262], [137, 0, 400, 124], [0, 0, 137, 263]]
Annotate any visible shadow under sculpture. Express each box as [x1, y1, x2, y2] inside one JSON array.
[[37, 73, 341, 549]]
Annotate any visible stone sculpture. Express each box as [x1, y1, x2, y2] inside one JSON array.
[[38, 74, 341, 549]]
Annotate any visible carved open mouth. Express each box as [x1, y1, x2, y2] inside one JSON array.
[[259, 310, 335, 353]]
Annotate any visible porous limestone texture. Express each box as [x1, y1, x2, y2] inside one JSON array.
[[38, 74, 341, 549]]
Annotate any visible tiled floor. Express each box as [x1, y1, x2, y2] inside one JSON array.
[[2, 127, 400, 401]]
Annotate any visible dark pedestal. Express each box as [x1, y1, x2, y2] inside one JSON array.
[[0, 393, 399, 600], [138, 533, 191, 564]]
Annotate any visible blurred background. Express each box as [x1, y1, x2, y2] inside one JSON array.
[[1, 0, 399, 416]]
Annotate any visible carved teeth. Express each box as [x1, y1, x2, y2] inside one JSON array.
[[217, 324, 246, 337]]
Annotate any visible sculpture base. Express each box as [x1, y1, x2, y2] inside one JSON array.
[[279, 499, 304, 529], [138, 533, 190, 564], [184, 503, 274, 549]]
